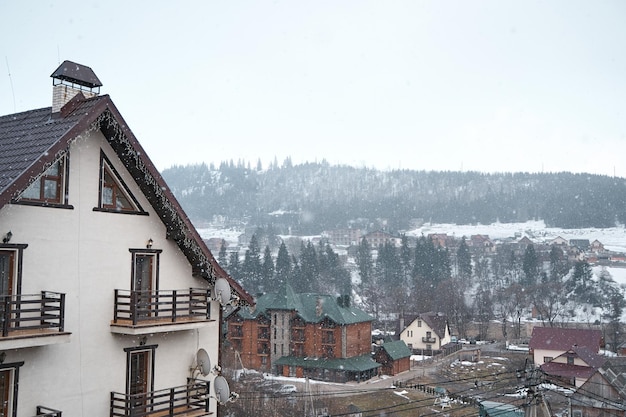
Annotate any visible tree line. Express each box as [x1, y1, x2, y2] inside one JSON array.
[[162, 160, 626, 234]]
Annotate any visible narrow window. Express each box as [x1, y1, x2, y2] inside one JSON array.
[[0, 362, 24, 417], [96, 152, 146, 214], [130, 250, 161, 320], [125, 345, 157, 413], [0, 245, 27, 333]]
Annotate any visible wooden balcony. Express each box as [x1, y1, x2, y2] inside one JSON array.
[[110, 379, 211, 417], [111, 288, 213, 335], [422, 336, 436, 343], [0, 292, 70, 349], [34, 406, 62, 417]]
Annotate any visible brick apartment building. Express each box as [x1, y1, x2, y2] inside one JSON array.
[[227, 285, 379, 382]]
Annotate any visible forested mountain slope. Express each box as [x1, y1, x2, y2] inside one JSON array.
[[162, 161, 626, 234]]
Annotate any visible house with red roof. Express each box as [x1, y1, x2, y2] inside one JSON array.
[[0, 61, 252, 416], [529, 327, 604, 387]]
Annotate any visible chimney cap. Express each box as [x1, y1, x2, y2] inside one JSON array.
[[51, 60, 102, 88]]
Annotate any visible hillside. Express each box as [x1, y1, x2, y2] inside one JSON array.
[[161, 161, 626, 234]]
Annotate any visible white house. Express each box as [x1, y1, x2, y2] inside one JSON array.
[[400, 312, 451, 351], [0, 61, 252, 417]]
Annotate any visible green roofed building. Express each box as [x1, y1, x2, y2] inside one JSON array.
[[479, 401, 524, 417], [227, 284, 378, 382], [373, 340, 412, 376]]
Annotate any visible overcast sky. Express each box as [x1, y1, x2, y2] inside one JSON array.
[[1, 1, 625, 176]]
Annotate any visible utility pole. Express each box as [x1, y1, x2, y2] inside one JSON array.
[[517, 361, 551, 417]]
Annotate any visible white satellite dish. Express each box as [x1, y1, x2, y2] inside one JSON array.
[[196, 348, 212, 377], [214, 278, 232, 306], [213, 375, 231, 404]]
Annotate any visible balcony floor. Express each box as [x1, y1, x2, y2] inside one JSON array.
[[110, 316, 214, 335], [0, 328, 71, 349]]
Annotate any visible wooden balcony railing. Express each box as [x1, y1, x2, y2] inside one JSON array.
[[422, 337, 436, 343], [34, 406, 62, 417], [113, 288, 210, 326], [110, 379, 210, 417], [0, 292, 65, 337]]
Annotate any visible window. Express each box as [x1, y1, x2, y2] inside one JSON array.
[[130, 250, 161, 319], [125, 345, 157, 413], [0, 245, 27, 331], [0, 362, 23, 417], [567, 356, 575, 365], [543, 356, 553, 363], [417, 320, 422, 327], [20, 156, 69, 206], [96, 152, 145, 214]]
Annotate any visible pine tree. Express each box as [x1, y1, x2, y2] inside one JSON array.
[[549, 245, 569, 282], [456, 237, 472, 281], [275, 241, 291, 286], [356, 238, 373, 286], [217, 239, 228, 269], [242, 234, 263, 294], [228, 251, 241, 280], [261, 245, 275, 293], [522, 244, 539, 287]]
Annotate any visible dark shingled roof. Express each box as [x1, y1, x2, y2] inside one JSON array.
[[0, 86, 252, 306], [0, 97, 100, 196], [420, 312, 449, 339], [239, 284, 372, 325], [529, 327, 602, 352], [598, 357, 626, 399]]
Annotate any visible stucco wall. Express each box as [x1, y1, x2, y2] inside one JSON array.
[[0, 130, 220, 415]]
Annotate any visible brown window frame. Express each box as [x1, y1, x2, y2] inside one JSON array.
[[17, 155, 73, 209], [94, 151, 147, 215], [0, 361, 24, 417]]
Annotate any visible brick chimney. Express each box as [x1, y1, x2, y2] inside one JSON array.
[[50, 60, 102, 113]]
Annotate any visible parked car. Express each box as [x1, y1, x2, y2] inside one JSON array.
[[277, 384, 297, 394]]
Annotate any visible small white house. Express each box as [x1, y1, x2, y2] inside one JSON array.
[[0, 61, 252, 416], [400, 312, 451, 351]]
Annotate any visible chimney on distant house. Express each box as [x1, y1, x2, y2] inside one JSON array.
[[50, 60, 102, 113]]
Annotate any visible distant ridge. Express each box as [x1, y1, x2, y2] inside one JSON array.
[[162, 161, 626, 235]]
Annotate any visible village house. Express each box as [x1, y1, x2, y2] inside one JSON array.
[[373, 339, 412, 376], [529, 327, 604, 387], [569, 357, 626, 417], [469, 234, 496, 253], [322, 228, 362, 246], [549, 236, 568, 246], [0, 61, 252, 416], [399, 312, 452, 352], [362, 230, 399, 247], [227, 285, 379, 383]]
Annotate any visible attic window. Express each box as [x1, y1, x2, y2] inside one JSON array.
[[95, 152, 146, 215], [19, 155, 69, 206]]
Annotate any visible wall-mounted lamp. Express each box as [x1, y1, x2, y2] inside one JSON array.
[[139, 336, 147, 346], [2, 231, 11, 244], [0, 352, 6, 364], [146, 238, 153, 249]]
